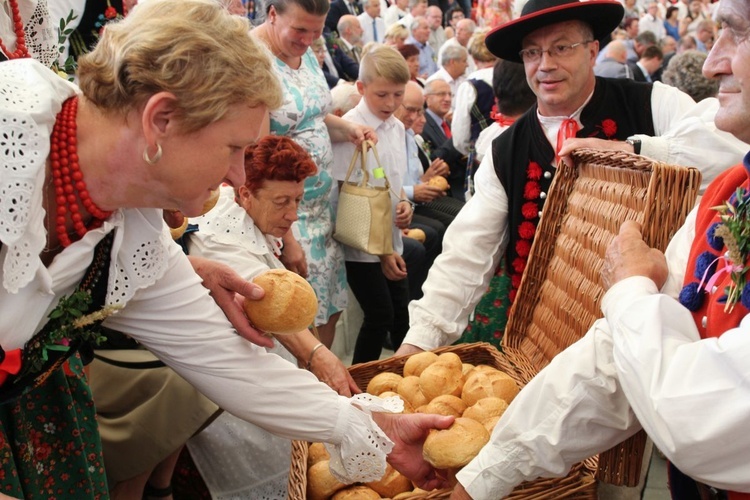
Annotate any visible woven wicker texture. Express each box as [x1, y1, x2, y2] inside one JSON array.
[[288, 343, 598, 499], [503, 149, 701, 486]]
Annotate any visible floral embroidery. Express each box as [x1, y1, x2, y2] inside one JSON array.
[[590, 118, 618, 139]]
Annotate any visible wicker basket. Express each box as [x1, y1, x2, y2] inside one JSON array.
[[288, 343, 598, 499], [503, 149, 701, 486]]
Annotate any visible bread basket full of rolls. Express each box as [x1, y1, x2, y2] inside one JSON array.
[[288, 343, 597, 499]]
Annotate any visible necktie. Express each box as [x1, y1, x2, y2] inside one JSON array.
[[372, 18, 378, 41], [555, 118, 579, 164], [441, 120, 452, 139]]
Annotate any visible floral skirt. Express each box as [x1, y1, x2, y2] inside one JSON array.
[[458, 262, 512, 350], [0, 354, 108, 498]]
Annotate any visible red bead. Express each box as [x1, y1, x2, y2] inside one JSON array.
[[56, 206, 67, 216], [71, 212, 82, 222], [75, 181, 86, 191], [63, 184, 73, 194], [56, 195, 66, 205], [67, 194, 76, 204], [56, 216, 66, 225]]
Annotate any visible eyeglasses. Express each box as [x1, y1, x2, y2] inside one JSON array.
[[518, 40, 593, 63], [401, 104, 424, 115]]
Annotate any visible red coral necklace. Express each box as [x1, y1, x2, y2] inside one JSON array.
[[50, 97, 112, 247], [0, 0, 30, 59]]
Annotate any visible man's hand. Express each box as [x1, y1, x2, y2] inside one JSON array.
[[601, 221, 668, 290], [280, 233, 308, 278], [414, 184, 446, 203], [380, 253, 408, 281], [187, 256, 275, 348], [395, 343, 424, 357], [422, 158, 450, 181], [558, 137, 634, 167], [372, 412, 455, 490]]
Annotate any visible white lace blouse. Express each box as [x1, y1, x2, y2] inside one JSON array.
[[0, 59, 399, 484]]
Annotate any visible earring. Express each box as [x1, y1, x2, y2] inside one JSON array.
[[143, 143, 163, 165]]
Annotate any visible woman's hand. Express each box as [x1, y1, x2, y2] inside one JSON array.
[[280, 232, 308, 278], [187, 256, 275, 348], [325, 114, 379, 146], [395, 200, 413, 229], [380, 253, 407, 281], [372, 412, 455, 490], [309, 346, 361, 396]]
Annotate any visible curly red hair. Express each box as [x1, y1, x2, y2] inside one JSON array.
[[243, 136, 318, 192]]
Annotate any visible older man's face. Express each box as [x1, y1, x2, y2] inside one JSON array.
[[703, 0, 750, 143], [365, 0, 380, 18], [522, 20, 598, 117]]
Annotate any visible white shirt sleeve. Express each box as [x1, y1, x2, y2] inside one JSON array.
[[635, 83, 748, 193], [452, 79, 477, 156], [404, 153, 508, 350], [602, 218, 750, 491]]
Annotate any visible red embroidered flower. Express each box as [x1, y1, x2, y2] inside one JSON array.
[[521, 201, 538, 219], [527, 161, 542, 180], [601, 118, 617, 138], [493, 299, 502, 307], [516, 239, 531, 257], [104, 6, 118, 19], [519, 221, 536, 239], [493, 330, 502, 338], [523, 181, 541, 200], [512, 257, 526, 274]]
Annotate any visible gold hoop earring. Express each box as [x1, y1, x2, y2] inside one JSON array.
[[143, 143, 163, 165]]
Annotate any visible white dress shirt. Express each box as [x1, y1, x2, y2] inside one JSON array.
[[383, 4, 406, 27], [358, 11, 386, 43], [451, 66, 494, 155], [332, 98, 407, 262]]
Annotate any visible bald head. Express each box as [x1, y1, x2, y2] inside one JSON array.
[[394, 80, 425, 129], [606, 40, 628, 63]]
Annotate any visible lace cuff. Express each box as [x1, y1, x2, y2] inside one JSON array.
[[325, 394, 404, 483]]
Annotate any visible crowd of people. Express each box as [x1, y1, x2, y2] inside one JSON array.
[[2, 0, 750, 498]]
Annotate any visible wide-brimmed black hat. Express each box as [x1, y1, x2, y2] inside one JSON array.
[[486, 0, 624, 62]]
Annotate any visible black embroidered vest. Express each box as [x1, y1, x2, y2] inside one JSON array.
[[492, 77, 655, 303]]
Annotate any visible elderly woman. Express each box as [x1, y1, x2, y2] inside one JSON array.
[[0, 0, 451, 497], [662, 50, 719, 102], [398, 43, 425, 86], [251, 0, 376, 350], [384, 22, 410, 49], [186, 136, 357, 498]]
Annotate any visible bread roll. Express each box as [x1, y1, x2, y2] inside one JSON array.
[[463, 397, 508, 425], [423, 394, 466, 417], [403, 351, 439, 377], [423, 418, 490, 469], [435, 352, 463, 372], [397, 376, 429, 409], [307, 442, 330, 468], [427, 175, 450, 191], [366, 463, 412, 497], [461, 363, 475, 377], [462, 370, 519, 406], [483, 415, 501, 434], [169, 215, 189, 240], [200, 188, 221, 215], [242, 269, 318, 335], [406, 228, 426, 243], [331, 485, 381, 499], [419, 358, 464, 401], [367, 372, 403, 396], [307, 460, 346, 500]]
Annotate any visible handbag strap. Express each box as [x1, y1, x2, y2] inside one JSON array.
[[342, 140, 391, 190]]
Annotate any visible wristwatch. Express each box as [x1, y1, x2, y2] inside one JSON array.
[[625, 137, 642, 155]]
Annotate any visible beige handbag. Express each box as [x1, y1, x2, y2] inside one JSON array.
[[334, 140, 393, 255]]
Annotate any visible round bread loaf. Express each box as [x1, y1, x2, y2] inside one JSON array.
[[435, 352, 463, 371], [406, 228, 426, 243], [307, 442, 330, 468], [461, 363, 475, 377], [419, 358, 464, 401], [331, 485, 381, 499], [423, 394, 467, 417], [403, 351, 439, 377], [423, 418, 490, 469], [427, 175, 450, 191], [307, 460, 346, 500], [397, 375, 429, 409], [462, 370, 519, 406], [462, 397, 508, 425], [366, 463, 413, 497], [242, 269, 317, 335], [483, 415, 501, 433], [367, 372, 403, 395]]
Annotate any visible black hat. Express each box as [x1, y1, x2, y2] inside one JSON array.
[[485, 0, 624, 62]]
